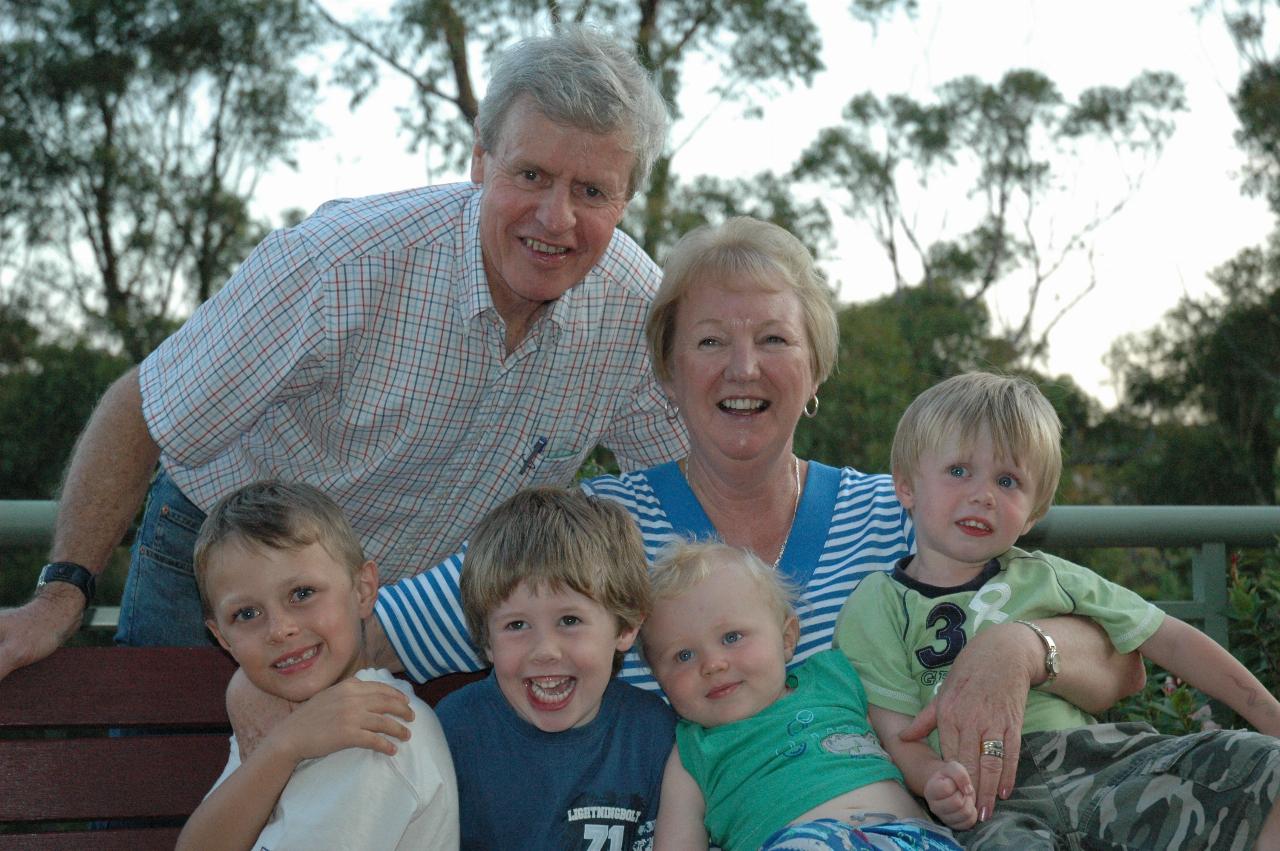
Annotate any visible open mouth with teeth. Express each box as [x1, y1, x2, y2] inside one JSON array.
[[719, 397, 768, 414], [272, 644, 321, 673], [522, 237, 570, 256], [525, 676, 577, 711], [956, 519, 993, 536]]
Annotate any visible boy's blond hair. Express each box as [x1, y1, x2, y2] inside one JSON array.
[[461, 487, 650, 666], [891, 372, 1063, 521], [641, 541, 799, 657], [193, 480, 366, 617]]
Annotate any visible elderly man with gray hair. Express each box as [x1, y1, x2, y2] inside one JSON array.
[[0, 28, 686, 679]]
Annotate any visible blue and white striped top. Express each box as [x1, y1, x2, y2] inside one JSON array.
[[375, 460, 915, 694]]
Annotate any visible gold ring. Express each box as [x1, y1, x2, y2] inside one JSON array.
[[980, 739, 1005, 759]]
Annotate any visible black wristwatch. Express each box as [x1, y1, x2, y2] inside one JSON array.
[[36, 562, 97, 607]]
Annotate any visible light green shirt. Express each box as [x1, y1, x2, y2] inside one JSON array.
[[835, 546, 1164, 741]]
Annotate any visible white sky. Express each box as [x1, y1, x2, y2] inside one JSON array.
[[254, 1, 1274, 409]]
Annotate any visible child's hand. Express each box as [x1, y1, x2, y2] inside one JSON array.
[[923, 760, 977, 830], [264, 678, 414, 765]]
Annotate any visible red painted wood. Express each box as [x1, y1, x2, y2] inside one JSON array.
[[413, 669, 487, 706], [0, 735, 230, 821], [0, 645, 480, 843], [0, 827, 182, 850], [0, 647, 236, 728]]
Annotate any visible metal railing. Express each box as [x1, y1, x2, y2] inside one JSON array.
[[4, 501, 1280, 648]]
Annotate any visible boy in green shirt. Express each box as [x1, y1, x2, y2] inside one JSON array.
[[837, 371, 1280, 849]]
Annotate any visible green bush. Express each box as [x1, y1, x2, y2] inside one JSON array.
[[1102, 544, 1280, 733]]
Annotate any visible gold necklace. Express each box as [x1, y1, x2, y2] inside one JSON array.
[[680, 455, 802, 569], [773, 455, 801, 569]]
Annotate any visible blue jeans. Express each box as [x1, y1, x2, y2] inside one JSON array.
[[114, 469, 214, 647]]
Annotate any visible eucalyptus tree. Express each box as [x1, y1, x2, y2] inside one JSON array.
[[308, 0, 833, 259], [794, 68, 1186, 362], [0, 0, 322, 360]]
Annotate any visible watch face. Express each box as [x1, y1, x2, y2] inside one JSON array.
[[1047, 651, 1061, 676]]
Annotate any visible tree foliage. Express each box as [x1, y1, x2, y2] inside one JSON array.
[[0, 302, 129, 498], [311, 0, 838, 256], [0, 0, 322, 361], [1214, 0, 1280, 213], [794, 68, 1186, 361], [1109, 232, 1280, 504]]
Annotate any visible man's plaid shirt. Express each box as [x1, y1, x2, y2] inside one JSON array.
[[140, 182, 686, 582]]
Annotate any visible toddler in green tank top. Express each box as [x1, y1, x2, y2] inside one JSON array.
[[642, 540, 967, 851]]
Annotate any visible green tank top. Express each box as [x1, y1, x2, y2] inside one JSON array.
[[675, 650, 905, 851]]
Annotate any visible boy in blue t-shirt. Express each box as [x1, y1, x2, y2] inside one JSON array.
[[435, 487, 675, 850]]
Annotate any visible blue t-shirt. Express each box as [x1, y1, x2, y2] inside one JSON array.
[[437, 672, 675, 850]]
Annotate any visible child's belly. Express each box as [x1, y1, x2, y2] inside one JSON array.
[[788, 779, 930, 826]]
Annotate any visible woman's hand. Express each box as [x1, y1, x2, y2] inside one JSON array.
[[898, 620, 1039, 822]]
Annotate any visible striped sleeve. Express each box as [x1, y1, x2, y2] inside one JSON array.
[[374, 548, 486, 682]]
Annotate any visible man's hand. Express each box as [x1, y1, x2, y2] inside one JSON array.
[[923, 760, 977, 830], [0, 585, 85, 682], [900, 621, 1038, 822], [259, 678, 415, 766]]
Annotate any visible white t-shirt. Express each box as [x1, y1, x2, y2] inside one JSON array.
[[211, 668, 459, 850]]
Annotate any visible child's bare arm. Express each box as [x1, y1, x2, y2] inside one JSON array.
[[653, 746, 709, 851], [869, 705, 977, 828], [1139, 616, 1280, 736], [176, 678, 414, 851]]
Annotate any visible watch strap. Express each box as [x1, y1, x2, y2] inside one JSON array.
[[1014, 619, 1059, 682], [37, 561, 97, 606]]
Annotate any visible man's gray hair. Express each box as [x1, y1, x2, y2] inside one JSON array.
[[475, 27, 668, 198]]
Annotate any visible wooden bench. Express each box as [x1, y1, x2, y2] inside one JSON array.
[[0, 646, 482, 848]]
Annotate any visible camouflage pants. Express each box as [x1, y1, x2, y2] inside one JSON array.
[[960, 723, 1280, 850]]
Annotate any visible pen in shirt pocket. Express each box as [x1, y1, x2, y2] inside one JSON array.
[[520, 436, 548, 474]]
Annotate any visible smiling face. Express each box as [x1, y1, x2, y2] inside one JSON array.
[[664, 277, 818, 467], [472, 97, 634, 333], [644, 554, 799, 728], [203, 541, 376, 703], [485, 581, 638, 733], [895, 427, 1039, 584]]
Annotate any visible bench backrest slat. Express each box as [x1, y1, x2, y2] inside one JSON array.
[[0, 646, 484, 846], [0, 647, 236, 728], [0, 734, 230, 822]]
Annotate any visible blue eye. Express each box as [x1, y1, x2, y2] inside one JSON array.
[[998, 474, 1019, 489], [290, 586, 315, 603], [948, 465, 967, 478], [676, 649, 693, 663], [232, 607, 259, 623], [723, 631, 742, 645], [504, 620, 526, 632], [560, 615, 581, 627]]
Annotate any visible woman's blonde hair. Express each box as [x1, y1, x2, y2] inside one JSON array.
[[645, 217, 838, 388]]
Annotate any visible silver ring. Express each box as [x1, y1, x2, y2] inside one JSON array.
[[980, 739, 1005, 759]]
